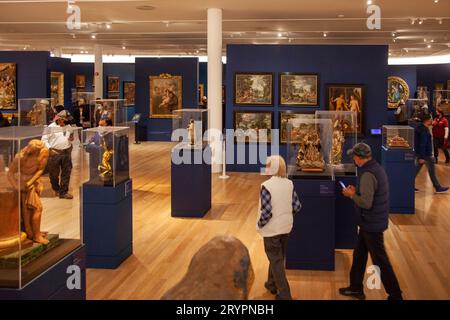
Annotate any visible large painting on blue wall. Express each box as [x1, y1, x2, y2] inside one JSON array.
[[234, 73, 273, 106]]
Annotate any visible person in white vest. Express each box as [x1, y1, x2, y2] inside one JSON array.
[[257, 155, 302, 300]]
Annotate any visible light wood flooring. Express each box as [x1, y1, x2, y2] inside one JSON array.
[[40, 141, 450, 300]]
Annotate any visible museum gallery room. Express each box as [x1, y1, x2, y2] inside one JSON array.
[[0, 0, 449, 302]]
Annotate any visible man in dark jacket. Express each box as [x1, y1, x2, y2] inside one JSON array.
[[415, 114, 449, 193], [339, 143, 403, 301]]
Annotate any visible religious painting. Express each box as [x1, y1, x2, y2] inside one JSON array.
[[75, 74, 86, 89], [234, 73, 273, 105], [149, 73, 182, 119], [107, 76, 120, 98], [123, 81, 135, 106], [279, 111, 315, 144], [50, 72, 64, 106], [279, 73, 319, 106], [327, 84, 365, 135], [198, 84, 204, 105], [387, 76, 409, 109], [0, 63, 17, 110], [234, 111, 272, 143]]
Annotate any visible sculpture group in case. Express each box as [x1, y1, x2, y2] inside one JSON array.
[[296, 128, 325, 172]]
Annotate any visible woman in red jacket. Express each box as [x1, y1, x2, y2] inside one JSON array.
[[433, 108, 449, 164]]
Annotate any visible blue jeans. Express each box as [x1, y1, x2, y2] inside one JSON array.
[[415, 156, 441, 189]]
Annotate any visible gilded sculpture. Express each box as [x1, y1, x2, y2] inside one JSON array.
[[296, 129, 325, 172], [98, 136, 114, 182]]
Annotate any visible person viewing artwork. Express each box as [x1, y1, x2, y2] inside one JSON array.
[[340, 143, 403, 300], [432, 107, 449, 164], [256, 155, 302, 300]]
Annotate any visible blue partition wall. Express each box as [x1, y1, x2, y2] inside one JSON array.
[[225, 44, 389, 172], [71, 62, 95, 94], [135, 57, 199, 141]]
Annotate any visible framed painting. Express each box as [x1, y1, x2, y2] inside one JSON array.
[[279, 111, 315, 144], [75, 74, 86, 89], [417, 86, 429, 100], [234, 111, 273, 143], [327, 84, 365, 135], [149, 73, 182, 119], [107, 76, 120, 92], [50, 72, 64, 106], [234, 73, 273, 106], [387, 76, 409, 109], [279, 73, 319, 106], [123, 81, 136, 106], [0, 63, 17, 110], [198, 83, 204, 104]]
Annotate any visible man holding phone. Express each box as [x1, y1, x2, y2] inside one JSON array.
[[339, 143, 403, 300]]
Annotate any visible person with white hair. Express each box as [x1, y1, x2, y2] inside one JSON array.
[[256, 155, 302, 300]]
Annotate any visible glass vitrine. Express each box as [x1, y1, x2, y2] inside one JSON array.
[[17, 98, 55, 126], [82, 126, 130, 187], [434, 90, 450, 116], [286, 118, 334, 179], [382, 125, 414, 150], [88, 99, 128, 128], [315, 111, 357, 175], [172, 109, 208, 148], [0, 125, 82, 289]]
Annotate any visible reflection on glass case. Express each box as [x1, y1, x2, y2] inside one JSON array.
[[434, 90, 450, 116], [18, 98, 55, 126], [83, 127, 130, 187], [89, 99, 128, 128], [0, 126, 82, 289], [286, 118, 334, 179], [382, 125, 414, 150], [315, 111, 357, 175], [72, 91, 94, 107], [172, 109, 208, 148]]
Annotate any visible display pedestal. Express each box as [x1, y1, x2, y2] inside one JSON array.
[[0, 246, 86, 300], [82, 180, 133, 268], [171, 144, 211, 218], [334, 175, 358, 249], [286, 178, 335, 271], [381, 146, 415, 214]]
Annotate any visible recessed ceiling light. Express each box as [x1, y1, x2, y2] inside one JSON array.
[[392, 32, 396, 37], [136, 5, 156, 11], [427, 44, 432, 48], [278, 33, 283, 37], [91, 34, 96, 39], [122, 46, 126, 50], [431, 39, 434, 43], [338, 14, 345, 18], [410, 18, 416, 25], [419, 19, 424, 25], [437, 18, 443, 24], [424, 38, 427, 42], [23, 46, 27, 50], [367, 0, 373, 5], [434, 0, 439, 3], [106, 24, 111, 29], [323, 32, 328, 37]]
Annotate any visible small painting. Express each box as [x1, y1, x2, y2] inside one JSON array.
[[279, 111, 315, 144], [234, 111, 273, 143], [123, 81, 135, 106], [75, 74, 86, 88], [234, 73, 273, 105], [50, 72, 64, 106], [279, 73, 319, 106], [149, 73, 182, 118]]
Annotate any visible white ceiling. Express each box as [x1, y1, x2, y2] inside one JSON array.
[[0, 0, 449, 57]]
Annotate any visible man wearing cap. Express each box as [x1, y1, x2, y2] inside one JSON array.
[[339, 143, 403, 301], [41, 110, 74, 199]]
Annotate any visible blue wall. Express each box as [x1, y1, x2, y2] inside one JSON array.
[[48, 57, 73, 110], [0, 51, 49, 115], [71, 62, 95, 94], [226, 44, 389, 172], [199, 62, 226, 98], [135, 57, 199, 141]]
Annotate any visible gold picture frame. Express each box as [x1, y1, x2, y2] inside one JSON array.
[[50, 72, 64, 106], [149, 73, 182, 119], [388, 76, 410, 109], [198, 83, 204, 104]]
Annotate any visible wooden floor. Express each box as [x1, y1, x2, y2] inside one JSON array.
[[42, 140, 450, 300]]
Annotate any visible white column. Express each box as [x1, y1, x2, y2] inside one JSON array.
[[207, 8, 223, 173], [94, 45, 103, 99], [53, 48, 62, 57]]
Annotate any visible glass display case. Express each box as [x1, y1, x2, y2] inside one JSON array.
[[0, 125, 82, 289], [18, 98, 55, 126], [416, 86, 429, 102], [82, 126, 130, 187], [382, 125, 414, 150], [286, 118, 334, 179], [72, 91, 94, 108], [434, 90, 450, 116], [315, 111, 357, 175], [172, 109, 208, 148], [89, 99, 128, 128]]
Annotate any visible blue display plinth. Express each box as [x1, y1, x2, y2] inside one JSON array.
[[83, 179, 133, 269], [334, 176, 358, 249], [381, 147, 415, 214], [0, 246, 86, 300], [286, 178, 335, 271], [171, 144, 211, 218]]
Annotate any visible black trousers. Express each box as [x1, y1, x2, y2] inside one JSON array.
[[47, 149, 73, 195], [433, 137, 450, 162], [350, 230, 402, 298], [263, 234, 292, 300]]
